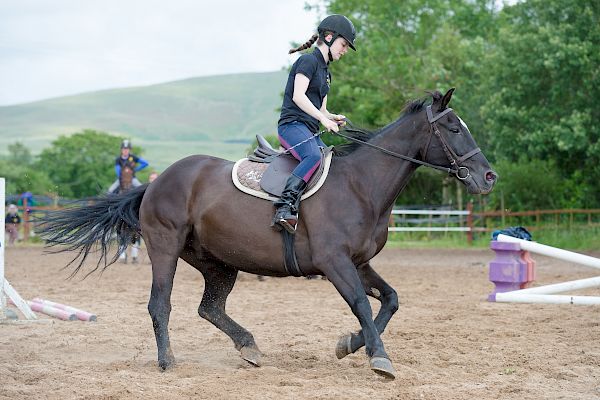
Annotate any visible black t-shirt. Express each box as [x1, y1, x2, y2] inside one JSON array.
[[5, 214, 21, 224], [115, 154, 139, 171], [278, 49, 331, 133]]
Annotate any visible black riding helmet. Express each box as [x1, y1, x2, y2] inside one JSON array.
[[318, 14, 357, 51], [121, 139, 132, 149]]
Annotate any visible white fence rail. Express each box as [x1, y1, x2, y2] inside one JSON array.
[[389, 209, 471, 232]]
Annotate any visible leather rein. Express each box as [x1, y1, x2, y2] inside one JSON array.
[[336, 106, 481, 180]]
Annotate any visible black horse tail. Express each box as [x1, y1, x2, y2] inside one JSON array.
[[37, 185, 148, 278]]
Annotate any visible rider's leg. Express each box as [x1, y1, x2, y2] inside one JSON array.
[[132, 177, 142, 187], [108, 179, 120, 193], [272, 122, 321, 233], [131, 238, 140, 263]]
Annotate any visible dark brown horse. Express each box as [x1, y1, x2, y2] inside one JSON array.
[[119, 165, 134, 193], [39, 89, 496, 379]]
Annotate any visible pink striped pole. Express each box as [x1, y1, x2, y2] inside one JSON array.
[[27, 301, 77, 321], [32, 298, 97, 322]]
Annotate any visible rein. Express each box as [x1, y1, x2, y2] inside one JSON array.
[[338, 106, 481, 180], [335, 129, 457, 175]]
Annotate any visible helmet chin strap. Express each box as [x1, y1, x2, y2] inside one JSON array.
[[322, 32, 339, 63]]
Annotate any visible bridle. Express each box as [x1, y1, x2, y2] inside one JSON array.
[[336, 105, 481, 180], [421, 105, 481, 180]]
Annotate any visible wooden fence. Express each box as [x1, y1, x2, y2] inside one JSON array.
[[389, 204, 600, 244]]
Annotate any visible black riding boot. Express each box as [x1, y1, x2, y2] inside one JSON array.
[[272, 174, 307, 234]]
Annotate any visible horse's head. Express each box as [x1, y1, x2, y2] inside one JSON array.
[[422, 88, 497, 194], [120, 166, 134, 192]]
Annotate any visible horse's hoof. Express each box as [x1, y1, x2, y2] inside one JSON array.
[[335, 333, 353, 359], [369, 356, 396, 380], [240, 346, 263, 367], [158, 358, 175, 371], [158, 349, 176, 371]]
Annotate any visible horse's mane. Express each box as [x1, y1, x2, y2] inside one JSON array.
[[333, 96, 430, 157]]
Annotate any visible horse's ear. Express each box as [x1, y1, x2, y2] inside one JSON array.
[[437, 87, 455, 111]]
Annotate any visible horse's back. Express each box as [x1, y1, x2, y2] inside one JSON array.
[[140, 154, 233, 218]]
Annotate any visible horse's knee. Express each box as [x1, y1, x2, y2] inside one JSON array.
[[349, 294, 372, 316], [197, 304, 209, 320], [197, 301, 218, 322]]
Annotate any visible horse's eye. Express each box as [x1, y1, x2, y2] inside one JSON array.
[[450, 128, 460, 133]]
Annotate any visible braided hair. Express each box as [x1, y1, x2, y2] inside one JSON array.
[[288, 34, 319, 54]]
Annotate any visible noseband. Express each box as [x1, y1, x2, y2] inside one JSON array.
[[337, 106, 481, 180]]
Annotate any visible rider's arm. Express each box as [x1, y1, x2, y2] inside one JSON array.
[[320, 95, 346, 127], [135, 157, 149, 172], [115, 164, 121, 177], [292, 74, 339, 132]]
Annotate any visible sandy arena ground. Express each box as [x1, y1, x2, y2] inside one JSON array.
[[1, 245, 599, 399]]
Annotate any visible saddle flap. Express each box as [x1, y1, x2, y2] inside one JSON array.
[[259, 155, 298, 196], [260, 147, 331, 197]]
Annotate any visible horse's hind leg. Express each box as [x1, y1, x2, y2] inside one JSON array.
[[181, 253, 263, 366], [146, 232, 187, 371], [335, 262, 399, 360]]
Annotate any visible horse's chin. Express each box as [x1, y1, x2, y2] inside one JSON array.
[[463, 176, 495, 195]]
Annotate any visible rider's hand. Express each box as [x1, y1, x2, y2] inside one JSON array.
[[333, 114, 347, 127], [321, 117, 340, 133]]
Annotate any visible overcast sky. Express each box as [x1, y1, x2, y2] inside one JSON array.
[[0, 0, 321, 106]]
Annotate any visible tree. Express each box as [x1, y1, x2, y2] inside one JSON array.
[[0, 142, 52, 195], [481, 0, 600, 206], [37, 130, 140, 198], [8, 142, 33, 165], [0, 159, 52, 196]]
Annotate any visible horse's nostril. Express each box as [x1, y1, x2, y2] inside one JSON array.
[[485, 171, 497, 182]]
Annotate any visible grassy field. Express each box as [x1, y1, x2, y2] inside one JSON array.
[[0, 70, 288, 169]]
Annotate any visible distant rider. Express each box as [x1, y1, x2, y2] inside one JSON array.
[[108, 139, 149, 193]]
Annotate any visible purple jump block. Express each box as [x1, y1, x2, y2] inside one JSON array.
[[488, 240, 529, 302]]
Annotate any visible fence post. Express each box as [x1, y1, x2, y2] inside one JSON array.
[[466, 201, 473, 245], [22, 197, 29, 242]]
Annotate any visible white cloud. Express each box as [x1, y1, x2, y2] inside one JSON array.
[[0, 0, 321, 105]]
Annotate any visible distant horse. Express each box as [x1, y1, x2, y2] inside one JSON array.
[[119, 165, 134, 193], [117, 165, 140, 263], [39, 89, 496, 379]]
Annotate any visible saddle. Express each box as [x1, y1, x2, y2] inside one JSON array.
[[232, 135, 333, 201]]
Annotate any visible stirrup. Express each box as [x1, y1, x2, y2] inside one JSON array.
[[274, 216, 297, 234], [271, 207, 298, 234]]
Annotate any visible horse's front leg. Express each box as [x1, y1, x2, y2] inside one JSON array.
[[324, 259, 396, 379], [336, 262, 399, 359]]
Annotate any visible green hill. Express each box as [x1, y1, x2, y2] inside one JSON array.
[[0, 70, 288, 170]]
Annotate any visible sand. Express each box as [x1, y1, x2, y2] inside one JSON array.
[[1, 246, 599, 399]]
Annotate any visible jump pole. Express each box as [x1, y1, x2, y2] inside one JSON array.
[[495, 234, 600, 305], [0, 178, 37, 321], [497, 234, 600, 270], [32, 298, 97, 321]]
